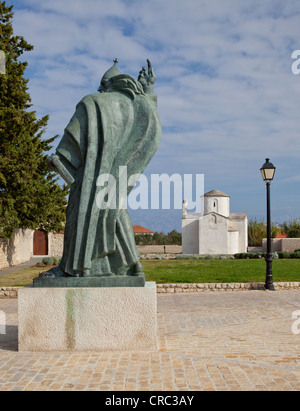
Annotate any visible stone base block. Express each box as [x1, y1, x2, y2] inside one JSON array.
[[33, 273, 145, 288], [18, 283, 157, 352]]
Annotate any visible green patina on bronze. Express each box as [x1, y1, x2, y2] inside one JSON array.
[[65, 289, 77, 350], [34, 59, 161, 288]]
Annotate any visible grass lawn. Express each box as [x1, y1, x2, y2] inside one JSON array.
[[143, 259, 300, 284], [0, 259, 299, 287]]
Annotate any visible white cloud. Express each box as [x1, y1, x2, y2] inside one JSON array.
[[7, 0, 300, 228]]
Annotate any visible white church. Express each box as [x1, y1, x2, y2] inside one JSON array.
[[182, 190, 248, 255]]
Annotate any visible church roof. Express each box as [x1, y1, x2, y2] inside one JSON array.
[[204, 189, 230, 198]]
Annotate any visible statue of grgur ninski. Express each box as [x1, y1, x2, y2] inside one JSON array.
[[34, 59, 161, 288]]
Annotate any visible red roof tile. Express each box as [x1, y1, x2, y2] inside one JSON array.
[[133, 225, 153, 234]]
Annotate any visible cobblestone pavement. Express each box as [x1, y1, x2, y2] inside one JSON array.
[[1, 290, 300, 391]]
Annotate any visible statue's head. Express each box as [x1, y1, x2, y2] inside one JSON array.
[[98, 58, 121, 92], [97, 58, 156, 101]]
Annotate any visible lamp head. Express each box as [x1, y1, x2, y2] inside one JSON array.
[[260, 158, 276, 181]]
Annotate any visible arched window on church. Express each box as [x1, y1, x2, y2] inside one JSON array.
[[213, 198, 218, 212], [210, 214, 217, 224]]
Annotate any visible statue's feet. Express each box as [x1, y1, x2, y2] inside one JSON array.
[[83, 269, 91, 277], [39, 265, 65, 278], [130, 261, 143, 276]]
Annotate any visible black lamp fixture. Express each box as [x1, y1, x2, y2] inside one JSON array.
[[260, 158, 276, 291], [260, 158, 276, 182]]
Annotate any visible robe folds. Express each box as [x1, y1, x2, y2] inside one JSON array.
[[56, 88, 161, 277]]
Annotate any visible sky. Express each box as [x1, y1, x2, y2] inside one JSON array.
[[5, 0, 300, 232]]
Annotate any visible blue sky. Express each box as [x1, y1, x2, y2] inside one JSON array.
[[6, 0, 300, 232]]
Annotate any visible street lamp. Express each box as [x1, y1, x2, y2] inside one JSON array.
[[260, 158, 276, 291]]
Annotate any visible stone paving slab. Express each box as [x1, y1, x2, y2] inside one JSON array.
[[0, 290, 300, 391]]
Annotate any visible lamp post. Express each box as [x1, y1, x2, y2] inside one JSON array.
[[260, 158, 276, 291]]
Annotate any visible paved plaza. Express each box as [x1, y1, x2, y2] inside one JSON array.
[[1, 290, 300, 391]]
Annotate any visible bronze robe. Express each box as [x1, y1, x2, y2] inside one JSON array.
[[55, 81, 161, 277]]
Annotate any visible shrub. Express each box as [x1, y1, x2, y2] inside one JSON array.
[[249, 253, 262, 259], [248, 253, 257, 259], [240, 253, 249, 259], [42, 257, 54, 265], [234, 252, 266, 259], [234, 253, 243, 259], [277, 252, 290, 259], [176, 255, 198, 259], [290, 251, 300, 259]]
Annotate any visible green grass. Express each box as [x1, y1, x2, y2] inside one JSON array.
[[143, 259, 300, 284], [0, 267, 44, 287], [0, 259, 299, 287]]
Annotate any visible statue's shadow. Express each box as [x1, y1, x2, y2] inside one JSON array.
[[0, 325, 18, 351]]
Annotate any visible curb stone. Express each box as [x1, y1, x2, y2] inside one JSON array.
[[1, 282, 300, 299]]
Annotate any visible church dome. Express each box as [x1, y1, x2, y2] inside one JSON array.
[[202, 189, 230, 217], [204, 189, 230, 198]]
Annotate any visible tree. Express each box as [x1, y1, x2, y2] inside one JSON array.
[[248, 218, 282, 246], [134, 229, 182, 246], [167, 229, 182, 245], [283, 219, 300, 238], [0, 1, 68, 238]]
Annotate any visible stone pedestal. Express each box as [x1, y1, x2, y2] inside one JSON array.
[[18, 283, 157, 352]]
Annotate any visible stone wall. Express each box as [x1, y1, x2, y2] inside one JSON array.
[[47, 239, 182, 258], [0, 230, 179, 269], [0, 230, 64, 270], [262, 238, 300, 252], [0, 287, 20, 299], [48, 232, 64, 257], [137, 245, 182, 254], [2, 282, 300, 299], [156, 282, 300, 293], [0, 229, 33, 270]]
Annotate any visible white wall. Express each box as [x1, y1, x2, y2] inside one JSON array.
[[227, 231, 239, 254], [182, 217, 199, 254], [199, 214, 229, 254], [203, 196, 230, 217], [182, 193, 247, 255], [228, 214, 248, 253]]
